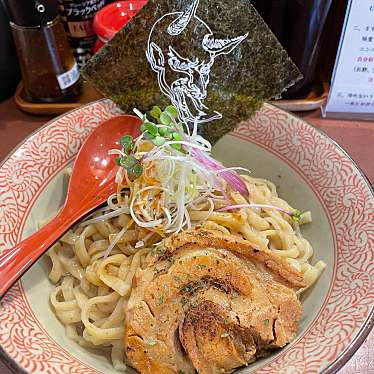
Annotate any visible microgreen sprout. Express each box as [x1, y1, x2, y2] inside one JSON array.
[[136, 105, 184, 151], [150, 105, 162, 120], [292, 209, 302, 223], [115, 135, 143, 181]]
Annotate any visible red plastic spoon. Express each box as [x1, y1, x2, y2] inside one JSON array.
[[0, 115, 141, 299]]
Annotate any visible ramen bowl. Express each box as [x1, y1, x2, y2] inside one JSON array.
[[0, 100, 373, 373]]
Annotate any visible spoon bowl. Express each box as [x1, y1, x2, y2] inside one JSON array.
[[0, 114, 141, 299]]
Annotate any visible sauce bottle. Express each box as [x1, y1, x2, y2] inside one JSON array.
[[6, 0, 81, 102], [0, 1, 21, 101], [58, 0, 109, 67]]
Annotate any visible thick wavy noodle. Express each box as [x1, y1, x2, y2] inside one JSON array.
[[47, 175, 325, 371], [47, 214, 155, 370], [190, 175, 326, 291]]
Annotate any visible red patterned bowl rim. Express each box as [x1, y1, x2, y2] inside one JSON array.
[[0, 99, 373, 374]]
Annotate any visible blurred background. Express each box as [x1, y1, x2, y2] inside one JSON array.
[[0, 0, 347, 111]]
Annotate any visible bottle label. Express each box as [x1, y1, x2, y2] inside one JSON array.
[[69, 36, 97, 67], [57, 62, 80, 90], [68, 20, 95, 37], [60, 0, 106, 21]]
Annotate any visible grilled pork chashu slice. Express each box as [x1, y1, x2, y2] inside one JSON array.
[[124, 229, 305, 374]]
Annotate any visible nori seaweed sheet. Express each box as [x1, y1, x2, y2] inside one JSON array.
[[82, 0, 302, 144]]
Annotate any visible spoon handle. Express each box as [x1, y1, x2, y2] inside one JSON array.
[[0, 210, 75, 299]]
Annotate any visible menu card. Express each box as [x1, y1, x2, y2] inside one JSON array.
[[324, 0, 374, 119]]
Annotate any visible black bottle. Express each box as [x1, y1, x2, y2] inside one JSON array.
[[0, 0, 20, 101], [58, 0, 110, 67]]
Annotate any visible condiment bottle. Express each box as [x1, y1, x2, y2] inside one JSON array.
[[58, 0, 109, 67], [6, 0, 81, 103], [0, 1, 21, 101], [93, 1, 147, 53]]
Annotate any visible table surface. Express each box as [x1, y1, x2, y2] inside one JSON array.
[[0, 97, 373, 373]]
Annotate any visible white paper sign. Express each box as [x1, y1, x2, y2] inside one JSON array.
[[325, 0, 374, 117]]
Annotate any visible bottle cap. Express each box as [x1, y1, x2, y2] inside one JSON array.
[[5, 0, 58, 27], [93, 1, 147, 42]]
